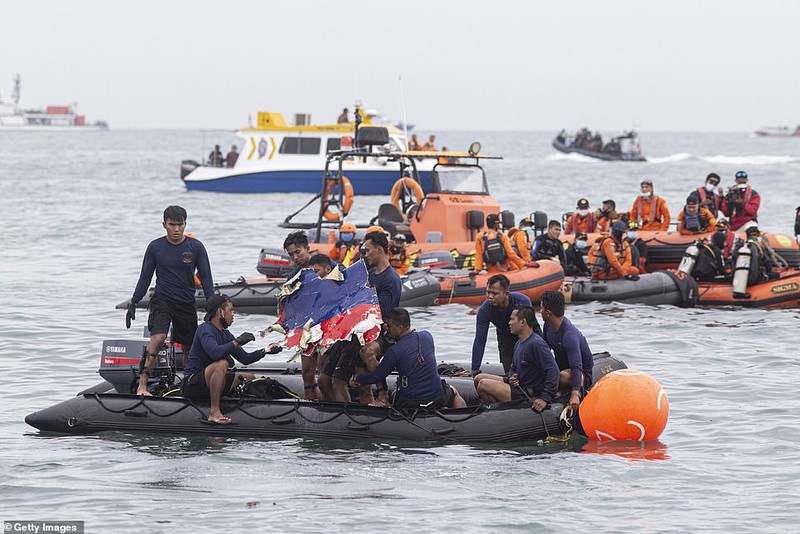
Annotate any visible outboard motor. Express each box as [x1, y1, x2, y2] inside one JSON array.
[[416, 250, 457, 270], [678, 242, 700, 276], [257, 247, 293, 277], [732, 244, 752, 298]]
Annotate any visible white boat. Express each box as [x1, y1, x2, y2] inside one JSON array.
[[0, 75, 108, 132], [180, 111, 434, 194], [754, 125, 800, 137]]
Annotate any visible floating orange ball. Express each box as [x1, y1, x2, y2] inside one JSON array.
[[579, 369, 669, 441]]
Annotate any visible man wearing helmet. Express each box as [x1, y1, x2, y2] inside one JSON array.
[[329, 222, 362, 267]]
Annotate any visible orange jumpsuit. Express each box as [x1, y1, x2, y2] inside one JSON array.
[[389, 246, 411, 275], [588, 237, 639, 280], [564, 212, 597, 235], [507, 228, 532, 262], [474, 230, 525, 273], [629, 195, 670, 231]]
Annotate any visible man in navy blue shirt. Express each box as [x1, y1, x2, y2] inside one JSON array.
[[128, 206, 215, 396], [540, 290, 594, 413], [182, 295, 281, 424], [470, 274, 542, 376], [352, 308, 465, 409], [473, 306, 558, 412], [283, 231, 312, 280]]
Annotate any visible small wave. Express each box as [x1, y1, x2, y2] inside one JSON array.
[[646, 153, 693, 164], [545, 153, 600, 163], [701, 155, 796, 165]]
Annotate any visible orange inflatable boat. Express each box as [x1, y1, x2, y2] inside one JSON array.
[[695, 268, 800, 309]]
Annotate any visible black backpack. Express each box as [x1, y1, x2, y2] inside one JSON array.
[[483, 231, 508, 265], [234, 377, 298, 400]]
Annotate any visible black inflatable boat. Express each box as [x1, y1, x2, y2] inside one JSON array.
[[562, 271, 698, 307]]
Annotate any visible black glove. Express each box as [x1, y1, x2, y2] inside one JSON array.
[[125, 302, 136, 329], [235, 332, 255, 346], [263, 344, 283, 355]]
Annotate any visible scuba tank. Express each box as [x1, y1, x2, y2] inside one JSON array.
[[732, 243, 752, 298], [678, 242, 700, 276]]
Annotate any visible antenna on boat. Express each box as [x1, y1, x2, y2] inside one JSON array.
[[399, 75, 409, 142]]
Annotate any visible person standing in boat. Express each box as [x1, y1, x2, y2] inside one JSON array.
[[720, 171, 760, 232], [224, 145, 239, 168], [564, 198, 597, 235], [473, 213, 525, 274], [539, 291, 593, 413], [678, 196, 717, 235], [689, 172, 724, 218], [127, 206, 215, 396], [473, 306, 558, 412], [469, 274, 542, 376], [182, 295, 281, 425], [629, 179, 670, 231], [351, 308, 466, 409], [337, 107, 349, 124], [531, 220, 567, 264], [595, 199, 621, 233], [208, 145, 224, 167]]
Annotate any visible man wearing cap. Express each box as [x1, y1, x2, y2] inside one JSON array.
[[388, 234, 411, 275], [678, 196, 717, 235], [565, 198, 597, 235], [689, 173, 724, 218], [506, 217, 534, 262], [629, 179, 670, 231], [473, 213, 525, 274], [182, 294, 281, 424], [720, 171, 760, 231], [128, 205, 215, 396]]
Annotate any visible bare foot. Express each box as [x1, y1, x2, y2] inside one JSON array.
[[137, 389, 153, 397], [207, 414, 232, 425]]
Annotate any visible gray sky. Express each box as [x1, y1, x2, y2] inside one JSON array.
[[3, 0, 798, 131]]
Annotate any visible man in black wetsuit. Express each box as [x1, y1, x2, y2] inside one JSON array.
[[531, 220, 567, 264], [127, 206, 215, 396]]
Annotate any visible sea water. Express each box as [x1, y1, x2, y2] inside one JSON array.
[[1, 130, 799, 532]]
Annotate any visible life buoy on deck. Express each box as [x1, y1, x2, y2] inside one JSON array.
[[323, 176, 354, 222], [390, 177, 424, 218]]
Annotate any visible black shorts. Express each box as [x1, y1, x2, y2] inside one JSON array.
[[510, 385, 540, 402], [393, 379, 456, 409], [148, 294, 199, 345], [181, 368, 236, 400]]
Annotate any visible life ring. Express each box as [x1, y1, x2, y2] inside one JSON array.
[[323, 176, 354, 222], [390, 178, 424, 216]]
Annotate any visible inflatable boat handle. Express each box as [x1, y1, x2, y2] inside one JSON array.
[[271, 417, 296, 425], [124, 410, 148, 418], [347, 422, 372, 431], [431, 426, 455, 435]]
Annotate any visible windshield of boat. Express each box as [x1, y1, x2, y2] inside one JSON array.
[[432, 165, 488, 194]]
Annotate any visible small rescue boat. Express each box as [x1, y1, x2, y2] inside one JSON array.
[[116, 270, 440, 316], [561, 271, 698, 307], [432, 262, 565, 306], [25, 340, 627, 443], [552, 130, 646, 162], [695, 269, 800, 309]]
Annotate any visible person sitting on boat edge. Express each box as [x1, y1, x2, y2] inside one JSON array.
[[720, 171, 760, 232], [469, 274, 542, 376], [352, 308, 466, 409], [182, 295, 282, 425], [128, 205, 215, 396], [595, 199, 621, 233], [472, 213, 526, 275], [625, 221, 649, 271], [678, 195, 717, 236], [689, 172, 723, 218], [587, 221, 640, 281], [506, 216, 534, 263], [473, 306, 558, 412], [539, 290, 593, 413], [564, 198, 597, 235], [531, 220, 567, 264], [284, 231, 312, 280], [629, 179, 670, 231], [389, 234, 412, 275], [329, 222, 361, 267], [224, 145, 239, 168], [562, 231, 591, 276]]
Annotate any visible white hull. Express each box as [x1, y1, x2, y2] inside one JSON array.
[[0, 124, 108, 132]]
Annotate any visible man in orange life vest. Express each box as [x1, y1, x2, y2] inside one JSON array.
[[408, 134, 421, 151], [588, 221, 640, 280], [689, 172, 724, 218], [564, 198, 597, 235], [472, 213, 526, 274], [720, 170, 760, 231], [629, 179, 670, 231], [328, 222, 361, 267], [678, 195, 717, 235], [388, 234, 411, 275], [422, 135, 436, 151], [506, 217, 534, 262]]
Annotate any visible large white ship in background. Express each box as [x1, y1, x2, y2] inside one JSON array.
[[0, 74, 108, 131]]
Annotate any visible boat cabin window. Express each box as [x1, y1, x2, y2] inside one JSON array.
[[432, 165, 488, 194], [326, 138, 341, 153], [279, 137, 322, 155]]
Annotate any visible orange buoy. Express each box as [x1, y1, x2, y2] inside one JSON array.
[[579, 369, 669, 441]]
